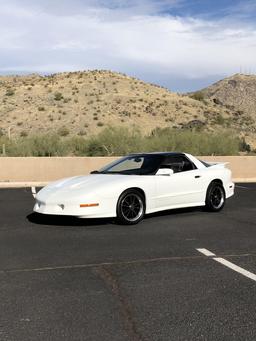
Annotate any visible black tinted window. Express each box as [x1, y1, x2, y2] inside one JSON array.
[[160, 155, 196, 173]]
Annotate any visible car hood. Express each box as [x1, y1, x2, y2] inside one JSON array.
[[36, 174, 144, 202]]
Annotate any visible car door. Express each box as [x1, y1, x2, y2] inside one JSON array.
[[155, 155, 205, 209]]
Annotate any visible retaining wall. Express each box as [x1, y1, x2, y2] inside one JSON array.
[[0, 156, 255, 185]]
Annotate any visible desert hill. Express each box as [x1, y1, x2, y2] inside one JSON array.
[[0, 70, 255, 147], [199, 73, 256, 120]]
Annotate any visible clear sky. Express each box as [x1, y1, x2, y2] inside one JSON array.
[[0, 0, 256, 92]]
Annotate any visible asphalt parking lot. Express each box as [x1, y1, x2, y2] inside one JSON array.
[[0, 184, 256, 341]]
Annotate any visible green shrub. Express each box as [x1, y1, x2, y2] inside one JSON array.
[[20, 131, 28, 137], [190, 91, 205, 102], [78, 129, 87, 136], [0, 126, 243, 156], [57, 126, 69, 136], [54, 92, 63, 101], [3, 134, 66, 156], [5, 89, 15, 96], [239, 137, 251, 152], [214, 113, 225, 125]]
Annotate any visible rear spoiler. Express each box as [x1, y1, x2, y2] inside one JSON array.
[[205, 161, 229, 169]]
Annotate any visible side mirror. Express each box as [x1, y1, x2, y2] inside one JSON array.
[[90, 170, 99, 174], [156, 168, 174, 176]]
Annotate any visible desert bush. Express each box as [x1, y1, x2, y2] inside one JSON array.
[[85, 126, 143, 156], [120, 110, 131, 117], [78, 129, 87, 136], [3, 134, 66, 156], [0, 126, 243, 156], [239, 137, 251, 152], [20, 131, 28, 137], [190, 91, 205, 102], [57, 126, 70, 136], [161, 128, 240, 155], [214, 113, 225, 125], [54, 92, 63, 101], [5, 89, 15, 96]]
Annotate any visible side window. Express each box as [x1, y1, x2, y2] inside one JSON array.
[[160, 155, 196, 173]]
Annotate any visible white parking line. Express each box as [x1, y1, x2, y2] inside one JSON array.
[[31, 186, 37, 198], [214, 257, 256, 282], [196, 248, 216, 257], [235, 185, 249, 189], [196, 248, 256, 283]]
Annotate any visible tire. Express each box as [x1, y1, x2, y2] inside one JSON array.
[[205, 182, 226, 212], [116, 189, 145, 225]]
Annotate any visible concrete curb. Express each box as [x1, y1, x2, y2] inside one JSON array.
[[0, 182, 49, 188], [233, 178, 256, 183], [0, 179, 255, 188]]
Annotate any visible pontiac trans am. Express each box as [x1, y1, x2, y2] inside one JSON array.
[[34, 152, 234, 224]]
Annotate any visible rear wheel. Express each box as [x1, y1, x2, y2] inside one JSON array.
[[116, 189, 145, 225], [205, 182, 225, 211]]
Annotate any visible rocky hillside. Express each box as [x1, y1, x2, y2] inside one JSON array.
[[0, 70, 255, 147], [199, 74, 256, 118], [196, 73, 256, 147]]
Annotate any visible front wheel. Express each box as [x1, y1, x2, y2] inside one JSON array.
[[205, 182, 226, 212], [116, 190, 145, 225]]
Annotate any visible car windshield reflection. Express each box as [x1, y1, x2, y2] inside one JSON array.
[[97, 155, 164, 175]]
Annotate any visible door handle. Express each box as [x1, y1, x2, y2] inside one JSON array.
[[195, 175, 201, 178]]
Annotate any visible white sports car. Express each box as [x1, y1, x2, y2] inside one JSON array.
[[34, 152, 234, 225]]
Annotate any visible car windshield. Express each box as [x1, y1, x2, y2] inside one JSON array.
[[97, 155, 165, 175]]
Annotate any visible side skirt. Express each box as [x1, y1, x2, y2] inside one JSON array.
[[146, 202, 206, 214]]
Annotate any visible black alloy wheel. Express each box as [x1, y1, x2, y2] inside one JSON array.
[[205, 182, 226, 211], [117, 189, 145, 225]]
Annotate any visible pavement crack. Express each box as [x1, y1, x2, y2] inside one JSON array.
[[94, 266, 145, 341], [2, 253, 256, 274]]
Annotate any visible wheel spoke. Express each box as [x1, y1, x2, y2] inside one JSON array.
[[210, 187, 224, 209], [121, 193, 143, 222]]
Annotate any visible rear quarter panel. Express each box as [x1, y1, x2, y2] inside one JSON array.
[[201, 166, 233, 198]]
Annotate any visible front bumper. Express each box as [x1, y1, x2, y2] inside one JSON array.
[[33, 199, 116, 218]]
